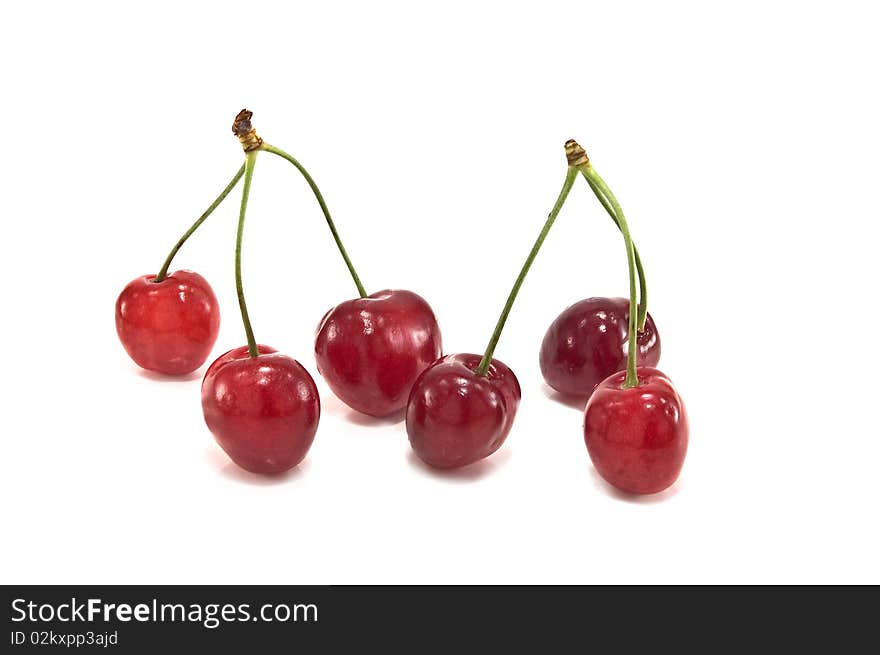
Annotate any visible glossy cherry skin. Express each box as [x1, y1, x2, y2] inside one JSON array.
[[406, 353, 521, 469], [315, 289, 442, 417], [202, 345, 320, 475], [115, 270, 220, 375], [540, 297, 660, 398], [584, 367, 688, 495]]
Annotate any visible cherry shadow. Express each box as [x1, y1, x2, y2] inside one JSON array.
[[321, 391, 405, 427], [136, 367, 203, 383], [205, 446, 308, 486], [406, 448, 512, 483], [344, 408, 405, 427], [588, 467, 681, 504], [540, 384, 587, 412]]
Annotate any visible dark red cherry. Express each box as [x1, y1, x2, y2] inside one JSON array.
[[584, 367, 688, 495], [202, 345, 320, 475], [116, 270, 220, 375], [406, 353, 520, 469], [315, 289, 442, 417], [540, 297, 660, 397]]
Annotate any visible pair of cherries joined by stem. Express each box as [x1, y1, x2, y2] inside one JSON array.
[[116, 110, 441, 474], [405, 141, 687, 495]]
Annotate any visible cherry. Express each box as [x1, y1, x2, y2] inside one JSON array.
[[540, 297, 660, 397], [196, 117, 327, 476], [115, 270, 220, 375], [406, 354, 520, 469], [315, 289, 442, 417], [202, 345, 320, 474], [116, 156, 244, 376], [584, 367, 688, 494]]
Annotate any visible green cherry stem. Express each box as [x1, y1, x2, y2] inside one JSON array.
[[259, 142, 368, 298], [236, 151, 259, 358], [476, 166, 578, 376], [581, 171, 648, 331], [154, 164, 245, 282], [579, 162, 640, 388]]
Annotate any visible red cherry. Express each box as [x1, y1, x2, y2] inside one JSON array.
[[406, 353, 520, 469], [584, 367, 688, 495], [540, 297, 660, 397], [315, 289, 442, 417], [202, 345, 320, 475], [115, 270, 220, 375]]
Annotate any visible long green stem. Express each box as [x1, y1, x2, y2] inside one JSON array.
[[154, 164, 245, 282], [236, 152, 259, 358], [580, 165, 640, 388], [580, 170, 647, 331], [258, 142, 367, 298], [476, 167, 578, 376]]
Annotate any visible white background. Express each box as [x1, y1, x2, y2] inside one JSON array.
[[2, 1, 877, 584]]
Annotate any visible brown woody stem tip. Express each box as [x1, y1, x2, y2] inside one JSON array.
[[564, 139, 589, 167], [232, 109, 263, 152]]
